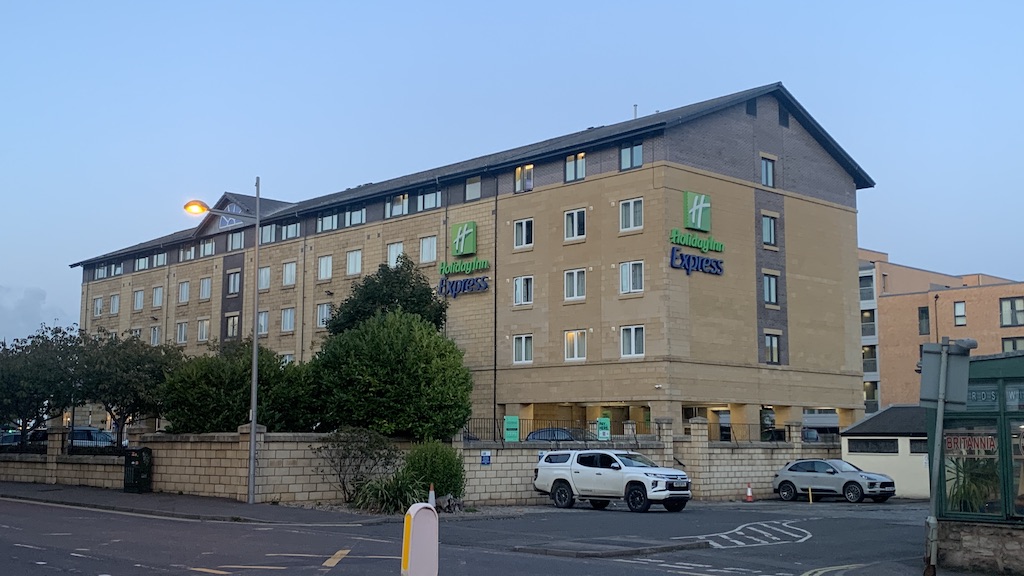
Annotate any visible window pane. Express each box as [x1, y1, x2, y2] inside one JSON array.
[[258, 267, 270, 290], [633, 143, 642, 166], [942, 421, 1001, 515], [620, 263, 629, 293], [632, 262, 643, 291], [620, 146, 630, 170], [635, 327, 644, 355]]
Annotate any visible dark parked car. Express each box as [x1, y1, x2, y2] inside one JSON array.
[[526, 427, 600, 442], [0, 433, 21, 445]]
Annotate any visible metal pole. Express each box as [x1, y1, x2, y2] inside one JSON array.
[[926, 336, 950, 572], [248, 177, 261, 504]]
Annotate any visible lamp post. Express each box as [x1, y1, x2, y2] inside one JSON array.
[[184, 177, 261, 504]]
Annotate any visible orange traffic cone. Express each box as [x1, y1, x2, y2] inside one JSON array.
[[745, 483, 754, 503], [428, 483, 436, 506]]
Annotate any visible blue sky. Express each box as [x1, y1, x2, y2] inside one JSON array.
[[1, 1, 1021, 342]]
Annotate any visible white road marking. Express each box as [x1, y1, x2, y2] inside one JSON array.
[[747, 526, 780, 540], [671, 520, 812, 549], [15, 543, 45, 550]]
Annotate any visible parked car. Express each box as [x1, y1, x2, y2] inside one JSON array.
[[27, 429, 48, 446], [772, 458, 895, 503], [68, 427, 116, 447], [0, 432, 21, 445], [760, 427, 821, 442], [526, 427, 599, 442], [533, 449, 692, 512]]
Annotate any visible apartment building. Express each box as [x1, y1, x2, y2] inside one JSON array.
[[72, 82, 874, 432]]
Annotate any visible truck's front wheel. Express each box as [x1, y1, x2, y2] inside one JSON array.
[[552, 481, 576, 509], [626, 484, 651, 513]]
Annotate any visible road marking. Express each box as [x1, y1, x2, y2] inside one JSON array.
[[189, 569, 231, 575], [46, 532, 72, 536], [266, 553, 326, 558], [14, 543, 45, 550], [800, 565, 864, 576], [0, 498, 199, 522], [671, 520, 811, 549], [323, 549, 350, 567], [353, 536, 392, 543], [219, 566, 287, 570]]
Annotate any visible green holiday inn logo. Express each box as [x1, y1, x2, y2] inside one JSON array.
[[670, 191, 724, 253], [451, 221, 477, 256]]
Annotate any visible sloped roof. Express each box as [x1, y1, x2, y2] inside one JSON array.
[[841, 405, 927, 437]]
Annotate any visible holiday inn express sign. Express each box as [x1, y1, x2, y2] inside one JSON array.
[[669, 191, 725, 276], [437, 221, 490, 298]]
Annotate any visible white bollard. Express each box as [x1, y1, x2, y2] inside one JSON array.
[[401, 503, 438, 576]]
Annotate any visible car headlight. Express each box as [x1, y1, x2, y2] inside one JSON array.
[[644, 473, 669, 479]]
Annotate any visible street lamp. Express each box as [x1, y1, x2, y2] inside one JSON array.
[[184, 177, 261, 504]]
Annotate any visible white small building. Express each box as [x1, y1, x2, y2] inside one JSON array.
[[841, 405, 929, 499]]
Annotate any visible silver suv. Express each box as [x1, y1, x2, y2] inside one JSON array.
[[772, 458, 895, 503]]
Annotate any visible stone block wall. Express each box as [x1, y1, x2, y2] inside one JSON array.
[[939, 520, 1024, 575], [0, 454, 47, 483], [54, 455, 123, 489]]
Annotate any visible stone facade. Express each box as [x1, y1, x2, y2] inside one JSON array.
[[939, 520, 1024, 575]]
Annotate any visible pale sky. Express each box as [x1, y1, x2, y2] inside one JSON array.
[[2, 1, 1022, 343]]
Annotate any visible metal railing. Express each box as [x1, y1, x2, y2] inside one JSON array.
[[711, 423, 804, 444], [461, 418, 653, 443]]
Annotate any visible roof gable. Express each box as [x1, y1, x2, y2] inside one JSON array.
[[842, 406, 927, 437]]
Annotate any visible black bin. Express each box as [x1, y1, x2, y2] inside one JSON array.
[[124, 447, 153, 493]]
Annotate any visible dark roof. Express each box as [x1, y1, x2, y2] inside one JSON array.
[[71, 82, 874, 268], [841, 406, 927, 437], [68, 227, 196, 268]]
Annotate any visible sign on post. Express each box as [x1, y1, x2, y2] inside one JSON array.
[[503, 416, 520, 442], [919, 341, 972, 411], [596, 418, 611, 441]]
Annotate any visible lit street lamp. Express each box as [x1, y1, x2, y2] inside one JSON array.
[[184, 177, 261, 504]]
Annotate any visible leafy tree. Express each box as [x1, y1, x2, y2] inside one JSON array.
[[313, 310, 472, 441], [327, 253, 447, 334], [0, 325, 79, 445], [260, 359, 326, 433]]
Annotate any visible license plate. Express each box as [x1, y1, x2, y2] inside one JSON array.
[[883, 487, 895, 492], [670, 482, 688, 490]]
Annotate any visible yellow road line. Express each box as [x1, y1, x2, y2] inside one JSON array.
[[189, 569, 231, 575], [323, 549, 350, 568]]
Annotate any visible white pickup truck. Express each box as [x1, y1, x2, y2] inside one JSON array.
[[533, 449, 692, 513]]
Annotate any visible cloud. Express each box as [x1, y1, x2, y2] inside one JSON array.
[[0, 286, 72, 343]]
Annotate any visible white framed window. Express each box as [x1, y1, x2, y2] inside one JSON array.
[[761, 157, 775, 187], [199, 277, 212, 300], [564, 329, 586, 361], [179, 245, 195, 262], [346, 250, 362, 275], [620, 198, 643, 231], [178, 281, 190, 304], [109, 294, 120, 315], [318, 255, 333, 280], [514, 164, 534, 193], [112, 263, 123, 276], [345, 207, 366, 227], [564, 269, 585, 301], [620, 261, 644, 294], [175, 321, 188, 344], [149, 326, 161, 346], [387, 242, 404, 268], [133, 290, 144, 311], [135, 256, 149, 271], [93, 297, 103, 317], [281, 222, 300, 240], [513, 334, 533, 364], [197, 319, 210, 342], [762, 215, 777, 246], [620, 141, 643, 170], [129, 328, 141, 339], [513, 276, 533, 306], [227, 231, 244, 251], [199, 239, 215, 257], [316, 303, 331, 328], [282, 262, 297, 286], [420, 236, 437, 264], [280, 354, 295, 365], [281, 307, 295, 332], [95, 265, 108, 279], [152, 286, 164, 308], [565, 152, 586, 182], [621, 325, 645, 358], [385, 194, 409, 218], [257, 311, 268, 335], [763, 274, 778, 305], [564, 208, 586, 241], [765, 333, 781, 364], [154, 253, 166, 267], [417, 191, 441, 211], [226, 315, 240, 338], [258, 266, 270, 290], [227, 272, 240, 295], [260, 224, 276, 244], [954, 301, 967, 326], [514, 218, 533, 249], [465, 177, 481, 201], [316, 212, 339, 233]]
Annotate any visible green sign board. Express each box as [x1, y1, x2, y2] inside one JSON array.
[[503, 415, 520, 442], [684, 191, 712, 232], [596, 418, 611, 441], [451, 221, 477, 257]]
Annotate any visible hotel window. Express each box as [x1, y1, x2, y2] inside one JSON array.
[[513, 276, 533, 306], [918, 306, 931, 335], [178, 281, 190, 304], [260, 224, 276, 244], [620, 198, 643, 232], [763, 274, 779, 305], [347, 250, 362, 275], [199, 239, 215, 257], [175, 322, 188, 344], [620, 141, 643, 170], [620, 261, 644, 294], [318, 255, 333, 281], [564, 329, 587, 361], [564, 269, 585, 301], [417, 190, 441, 212], [280, 354, 295, 365], [514, 164, 534, 193], [150, 326, 161, 346], [1003, 337, 1024, 353], [420, 236, 437, 264], [113, 262, 123, 276], [761, 157, 775, 187], [621, 325, 645, 358], [227, 272, 240, 295], [465, 177, 481, 202], [135, 256, 149, 271], [129, 328, 141, 339], [152, 286, 164, 308], [564, 208, 586, 241], [257, 311, 268, 336], [199, 277, 212, 300], [179, 245, 196, 262], [863, 345, 878, 373], [514, 218, 533, 249], [316, 212, 339, 233], [133, 290, 144, 311], [345, 207, 366, 227], [95, 265, 108, 280], [1000, 297, 1024, 327], [565, 152, 586, 182], [387, 242, 404, 268], [281, 222, 300, 240], [109, 294, 120, 315], [197, 319, 209, 342], [859, 275, 874, 301], [762, 215, 777, 246], [385, 194, 409, 218], [861, 309, 876, 337], [225, 315, 240, 339], [954, 301, 967, 326], [513, 334, 533, 364], [154, 253, 166, 267], [282, 262, 297, 286], [93, 297, 103, 317], [258, 266, 270, 290], [316, 303, 332, 328], [765, 334, 781, 364], [227, 231, 244, 251], [281, 307, 296, 332]]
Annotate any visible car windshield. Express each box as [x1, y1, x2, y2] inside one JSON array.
[[617, 453, 658, 467], [831, 460, 862, 472]]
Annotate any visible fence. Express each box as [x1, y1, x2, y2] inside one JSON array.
[[462, 418, 653, 443], [710, 423, 811, 444]]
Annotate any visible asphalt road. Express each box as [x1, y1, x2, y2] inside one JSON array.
[[0, 497, 977, 576]]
